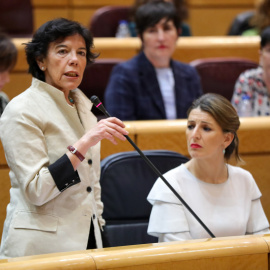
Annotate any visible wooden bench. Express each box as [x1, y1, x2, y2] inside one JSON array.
[[3, 36, 260, 101], [0, 235, 269, 269], [31, 0, 255, 36]]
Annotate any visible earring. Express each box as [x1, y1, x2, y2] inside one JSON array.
[[223, 149, 226, 154], [41, 67, 45, 71]]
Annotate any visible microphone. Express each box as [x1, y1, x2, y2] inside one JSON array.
[[90, 95, 215, 238]]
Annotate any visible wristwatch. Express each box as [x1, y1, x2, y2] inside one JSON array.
[[67, 145, 85, 162]]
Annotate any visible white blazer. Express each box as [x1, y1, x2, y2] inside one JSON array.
[[0, 78, 104, 259]]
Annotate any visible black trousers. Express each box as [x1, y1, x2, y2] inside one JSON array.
[[87, 220, 110, 249]]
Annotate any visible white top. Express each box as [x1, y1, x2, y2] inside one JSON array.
[[155, 67, 176, 119], [147, 164, 269, 242]]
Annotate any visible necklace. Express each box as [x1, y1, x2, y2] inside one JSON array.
[[68, 96, 74, 104]]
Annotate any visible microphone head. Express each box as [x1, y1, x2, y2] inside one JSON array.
[[90, 95, 101, 107]]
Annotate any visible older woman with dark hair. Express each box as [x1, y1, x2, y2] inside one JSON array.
[[147, 93, 269, 242], [105, 0, 202, 120], [0, 18, 128, 259], [0, 32, 17, 115]]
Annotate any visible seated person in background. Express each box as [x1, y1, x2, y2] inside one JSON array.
[[232, 26, 270, 116], [129, 0, 191, 37], [105, 0, 202, 120], [147, 93, 269, 242], [0, 32, 17, 116], [242, 0, 270, 36]]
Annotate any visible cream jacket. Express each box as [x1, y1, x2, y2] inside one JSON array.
[[0, 78, 104, 259]]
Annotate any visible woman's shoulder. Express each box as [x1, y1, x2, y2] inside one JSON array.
[[228, 164, 254, 180], [227, 165, 260, 198], [172, 60, 200, 78], [228, 165, 256, 189], [147, 164, 187, 204], [238, 66, 262, 80]]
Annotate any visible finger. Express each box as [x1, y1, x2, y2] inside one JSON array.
[[100, 120, 129, 136], [106, 117, 126, 128], [104, 127, 127, 141]]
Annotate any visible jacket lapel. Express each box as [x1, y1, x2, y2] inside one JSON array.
[[72, 89, 97, 132]]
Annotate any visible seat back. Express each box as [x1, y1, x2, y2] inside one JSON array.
[[190, 57, 258, 101], [0, 0, 33, 37], [227, 11, 254, 35], [100, 150, 189, 247], [89, 6, 131, 37], [79, 58, 123, 118]]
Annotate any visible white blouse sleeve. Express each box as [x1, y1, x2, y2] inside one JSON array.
[[246, 198, 270, 234], [147, 200, 192, 241], [159, 232, 193, 242]]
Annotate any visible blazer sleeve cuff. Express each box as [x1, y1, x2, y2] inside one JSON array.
[[48, 154, 81, 192]]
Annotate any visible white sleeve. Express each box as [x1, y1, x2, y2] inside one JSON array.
[[246, 198, 269, 234], [159, 232, 193, 242], [147, 200, 190, 241]]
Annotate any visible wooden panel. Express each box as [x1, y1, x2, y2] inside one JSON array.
[[0, 251, 97, 270], [100, 123, 136, 160], [0, 169, 11, 244], [31, 0, 255, 36], [12, 38, 30, 72], [188, 0, 254, 7], [69, 0, 134, 7], [189, 8, 253, 36], [0, 236, 268, 269], [90, 236, 268, 270], [11, 36, 260, 71], [173, 36, 259, 64], [240, 154, 270, 222], [33, 9, 70, 31], [0, 140, 7, 166], [32, 0, 69, 7], [2, 73, 32, 100], [71, 9, 96, 28], [93, 38, 140, 59]]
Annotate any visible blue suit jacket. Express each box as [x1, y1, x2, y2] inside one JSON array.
[[104, 52, 202, 120]]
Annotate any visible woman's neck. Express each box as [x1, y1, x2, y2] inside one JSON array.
[[185, 158, 228, 184], [144, 51, 170, 68]]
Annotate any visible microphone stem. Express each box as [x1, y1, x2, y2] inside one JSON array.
[[124, 134, 215, 238], [92, 97, 215, 238]]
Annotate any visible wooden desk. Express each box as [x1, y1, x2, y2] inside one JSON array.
[[0, 235, 269, 269]]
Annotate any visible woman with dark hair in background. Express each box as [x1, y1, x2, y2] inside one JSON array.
[[105, 0, 201, 120], [0, 18, 128, 259], [129, 0, 191, 37], [0, 32, 17, 116], [148, 93, 269, 242]]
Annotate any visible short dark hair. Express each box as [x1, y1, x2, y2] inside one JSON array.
[[260, 26, 270, 48], [187, 93, 241, 162], [25, 18, 98, 81], [0, 32, 17, 72], [135, 0, 180, 37]]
